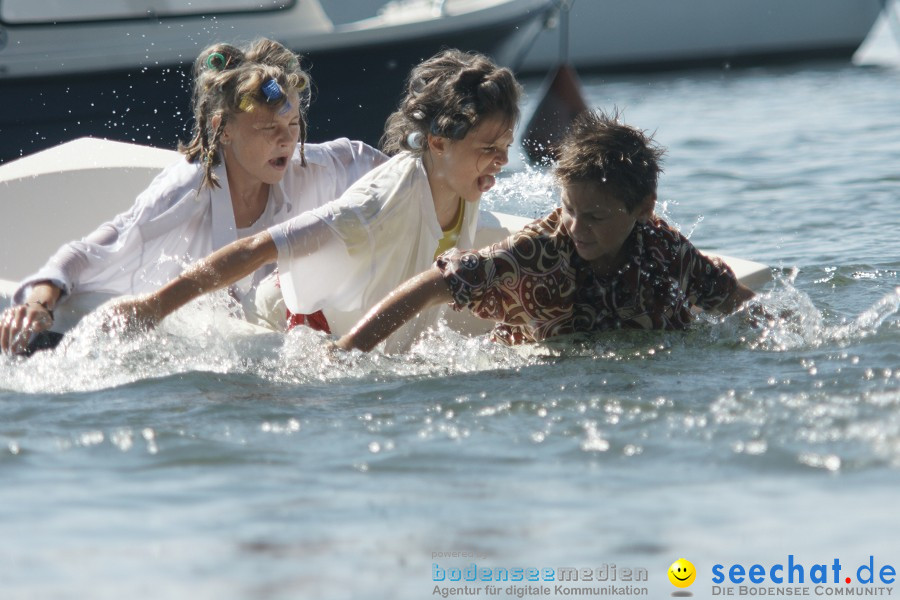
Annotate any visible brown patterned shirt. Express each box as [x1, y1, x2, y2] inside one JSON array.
[[437, 207, 738, 345]]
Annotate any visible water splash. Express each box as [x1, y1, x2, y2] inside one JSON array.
[[480, 166, 556, 218], [832, 286, 900, 341], [0, 296, 549, 394], [4, 275, 896, 397], [740, 279, 900, 351]]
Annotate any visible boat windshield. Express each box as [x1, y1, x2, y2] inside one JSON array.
[[1, 0, 295, 25]]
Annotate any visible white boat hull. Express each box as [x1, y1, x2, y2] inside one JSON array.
[[323, 0, 884, 73]]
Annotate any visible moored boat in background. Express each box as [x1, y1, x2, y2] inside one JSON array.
[[324, 0, 886, 74], [0, 0, 554, 163]]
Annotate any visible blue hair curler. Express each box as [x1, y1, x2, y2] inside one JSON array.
[[261, 79, 283, 102]]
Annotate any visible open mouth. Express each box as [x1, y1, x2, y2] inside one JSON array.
[[477, 174, 496, 193], [269, 156, 288, 169]]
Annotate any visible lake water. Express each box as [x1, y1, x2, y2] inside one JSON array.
[[2, 27, 899, 600]]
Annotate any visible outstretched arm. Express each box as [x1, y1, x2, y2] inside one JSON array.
[[108, 214, 334, 329], [110, 231, 278, 328], [335, 266, 452, 352], [716, 281, 789, 326]]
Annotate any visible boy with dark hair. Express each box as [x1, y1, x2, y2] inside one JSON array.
[[336, 110, 755, 351]]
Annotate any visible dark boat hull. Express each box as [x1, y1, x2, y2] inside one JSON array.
[[0, 11, 544, 163]]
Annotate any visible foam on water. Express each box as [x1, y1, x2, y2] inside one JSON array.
[[2, 274, 895, 395], [0, 294, 548, 394]]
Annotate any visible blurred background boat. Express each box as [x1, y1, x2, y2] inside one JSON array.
[[0, 0, 554, 163], [0, 0, 889, 164], [328, 0, 886, 73]]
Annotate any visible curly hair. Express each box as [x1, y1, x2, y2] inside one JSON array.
[[554, 109, 665, 212], [380, 49, 522, 156], [179, 38, 311, 189]]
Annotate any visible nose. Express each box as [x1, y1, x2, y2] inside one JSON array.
[[493, 147, 509, 168], [277, 124, 295, 147], [568, 214, 590, 237]]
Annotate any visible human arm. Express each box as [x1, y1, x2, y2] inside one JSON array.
[[335, 227, 537, 352], [12, 159, 198, 307], [676, 235, 757, 317], [713, 280, 790, 327], [712, 281, 755, 314], [12, 219, 123, 308], [0, 282, 63, 354], [3, 163, 190, 353], [689, 255, 775, 323], [5, 220, 121, 354], [335, 266, 451, 352], [108, 213, 334, 329], [108, 231, 278, 329]]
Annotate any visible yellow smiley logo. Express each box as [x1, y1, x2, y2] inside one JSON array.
[[668, 558, 697, 588]]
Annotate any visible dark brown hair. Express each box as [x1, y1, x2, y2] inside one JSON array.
[[555, 109, 665, 212], [180, 38, 311, 189], [380, 49, 522, 156]]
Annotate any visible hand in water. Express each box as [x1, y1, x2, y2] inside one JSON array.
[[741, 300, 793, 329], [101, 295, 163, 334], [0, 302, 54, 355]]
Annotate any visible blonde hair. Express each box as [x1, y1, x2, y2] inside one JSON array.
[[180, 38, 311, 189]]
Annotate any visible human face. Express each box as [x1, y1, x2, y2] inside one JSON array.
[[427, 115, 514, 204], [220, 90, 301, 188], [560, 181, 654, 270]]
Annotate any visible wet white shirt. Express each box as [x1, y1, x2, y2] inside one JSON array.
[[269, 151, 480, 352], [14, 139, 386, 325]]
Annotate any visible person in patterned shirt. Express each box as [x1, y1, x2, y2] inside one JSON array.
[[336, 110, 756, 351]]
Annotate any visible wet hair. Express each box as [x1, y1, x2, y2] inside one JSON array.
[[380, 49, 522, 156], [180, 38, 311, 189], [555, 109, 665, 212]]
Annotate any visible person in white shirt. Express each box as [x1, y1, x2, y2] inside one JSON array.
[[0, 38, 385, 355], [105, 49, 523, 352]]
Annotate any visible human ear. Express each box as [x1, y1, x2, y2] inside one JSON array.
[[635, 193, 656, 223], [427, 134, 447, 156]]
